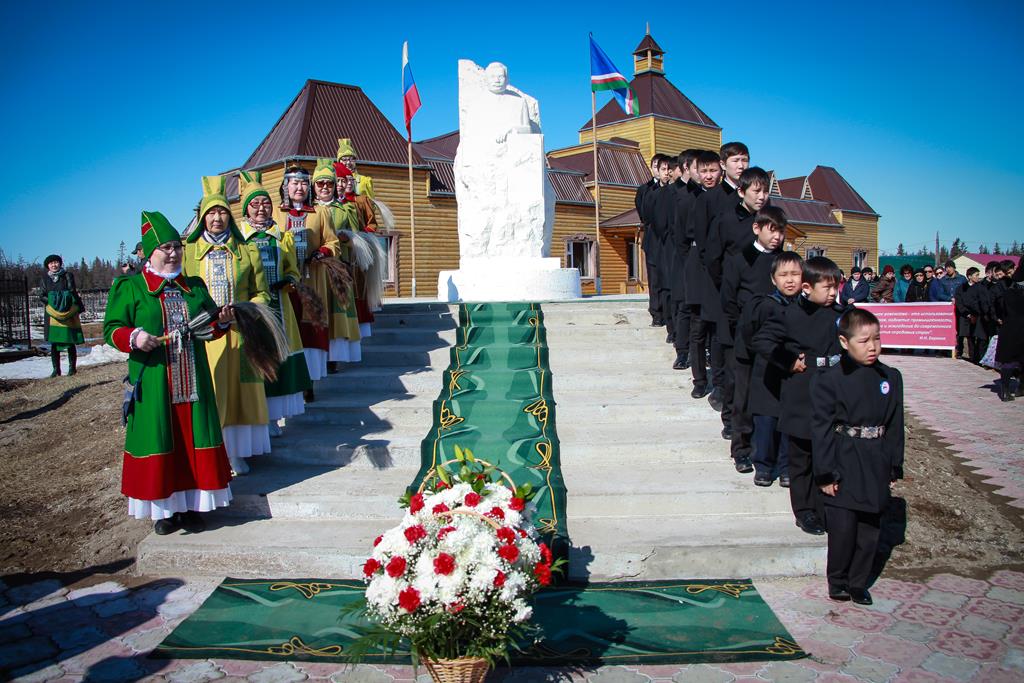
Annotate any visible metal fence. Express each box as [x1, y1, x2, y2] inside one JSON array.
[[27, 288, 110, 332], [0, 276, 31, 346]]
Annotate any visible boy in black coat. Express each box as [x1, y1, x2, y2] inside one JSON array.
[[720, 206, 788, 472], [751, 256, 845, 536], [690, 142, 749, 416], [742, 252, 803, 487], [812, 308, 904, 605], [669, 149, 702, 369], [684, 151, 726, 397], [637, 153, 666, 326], [650, 157, 686, 345], [954, 267, 980, 360]]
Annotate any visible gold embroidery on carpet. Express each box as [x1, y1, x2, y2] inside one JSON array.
[[684, 583, 754, 599], [268, 582, 336, 599], [766, 637, 803, 656], [448, 369, 467, 392], [439, 403, 464, 430], [524, 398, 549, 425]]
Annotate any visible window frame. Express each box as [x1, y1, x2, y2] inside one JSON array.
[[564, 233, 596, 281]]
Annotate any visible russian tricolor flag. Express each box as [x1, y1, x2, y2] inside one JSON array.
[[402, 41, 422, 137]]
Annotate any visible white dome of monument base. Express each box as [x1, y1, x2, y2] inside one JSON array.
[[438, 257, 582, 302]]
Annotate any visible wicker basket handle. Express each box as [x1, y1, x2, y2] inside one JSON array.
[[417, 458, 518, 494], [432, 508, 502, 531]]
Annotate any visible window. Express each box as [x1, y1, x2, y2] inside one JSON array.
[[565, 234, 595, 279], [625, 237, 640, 281], [375, 233, 397, 285], [806, 246, 826, 259], [852, 249, 868, 269]]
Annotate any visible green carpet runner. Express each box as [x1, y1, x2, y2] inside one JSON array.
[[413, 302, 569, 561], [154, 578, 806, 665]]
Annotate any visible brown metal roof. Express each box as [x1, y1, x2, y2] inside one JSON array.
[[422, 158, 456, 196], [548, 169, 595, 205], [548, 141, 649, 187], [633, 34, 664, 55], [769, 196, 840, 227], [580, 72, 718, 131], [241, 79, 425, 170], [415, 131, 460, 159], [601, 207, 641, 228], [777, 177, 807, 199], [807, 166, 878, 216]]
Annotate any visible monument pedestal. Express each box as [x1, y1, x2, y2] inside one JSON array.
[[438, 257, 582, 302]]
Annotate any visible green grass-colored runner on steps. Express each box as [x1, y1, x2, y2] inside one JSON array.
[[413, 302, 569, 562], [153, 578, 806, 665]]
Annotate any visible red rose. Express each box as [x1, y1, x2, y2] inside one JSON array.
[[464, 492, 481, 507], [432, 503, 450, 514], [386, 556, 407, 578], [498, 544, 520, 563], [476, 473, 486, 481], [437, 525, 456, 539], [435, 481, 450, 491], [398, 586, 421, 612], [363, 558, 382, 577], [538, 543, 553, 565], [433, 552, 456, 575], [448, 601, 465, 613], [409, 493, 425, 514], [496, 527, 517, 545], [486, 507, 505, 520], [534, 562, 552, 586], [509, 497, 526, 511], [493, 570, 506, 587], [373, 535, 383, 547], [404, 525, 427, 543]]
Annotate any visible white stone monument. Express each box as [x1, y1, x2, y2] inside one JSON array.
[[437, 60, 582, 301]]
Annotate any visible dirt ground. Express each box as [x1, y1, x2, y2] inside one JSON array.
[[0, 361, 1020, 580]]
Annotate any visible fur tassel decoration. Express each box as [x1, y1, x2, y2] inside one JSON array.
[[365, 234, 387, 311], [294, 283, 327, 328], [340, 229, 374, 270], [231, 301, 289, 383], [321, 257, 354, 307], [372, 199, 396, 231]]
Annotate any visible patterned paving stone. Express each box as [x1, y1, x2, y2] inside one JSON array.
[[989, 570, 1024, 591], [839, 655, 899, 683], [5, 662, 67, 683], [0, 620, 32, 644], [756, 660, 818, 682], [894, 602, 961, 628], [933, 630, 1005, 662], [327, 664, 396, 682], [856, 633, 931, 669], [828, 606, 893, 633], [249, 661, 309, 682], [1001, 647, 1024, 670], [50, 625, 108, 651], [953, 614, 1010, 641], [972, 663, 1024, 683], [670, 665, 736, 682], [65, 581, 126, 607], [92, 596, 138, 618], [886, 620, 939, 643], [0, 635, 60, 672], [893, 671, 960, 682], [811, 623, 865, 648], [870, 579, 928, 604], [919, 590, 969, 610], [6, 580, 66, 605], [586, 667, 651, 682], [165, 660, 227, 682], [801, 638, 853, 666], [962, 597, 1024, 624], [921, 652, 980, 682], [986, 586, 1024, 605]]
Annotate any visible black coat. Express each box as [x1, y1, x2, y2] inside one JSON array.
[[954, 281, 973, 333], [641, 182, 667, 272], [743, 290, 795, 418], [683, 187, 712, 306], [651, 180, 684, 281], [669, 179, 701, 299], [750, 295, 845, 440], [635, 179, 657, 253], [839, 278, 870, 305], [690, 181, 740, 320], [811, 356, 905, 514], [904, 279, 929, 303], [720, 242, 778, 352], [705, 202, 756, 290], [995, 282, 1024, 364]]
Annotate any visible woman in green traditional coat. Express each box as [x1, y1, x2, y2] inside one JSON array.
[[238, 170, 312, 435], [39, 254, 85, 377], [184, 176, 271, 475], [103, 211, 234, 535], [312, 159, 361, 368]]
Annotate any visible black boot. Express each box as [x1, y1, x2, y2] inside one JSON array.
[[1000, 383, 1015, 402], [672, 353, 690, 370], [304, 387, 315, 403], [49, 346, 61, 378], [327, 361, 340, 374], [67, 346, 77, 376]]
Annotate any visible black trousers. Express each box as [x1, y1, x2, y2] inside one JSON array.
[[688, 306, 708, 390], [971, 336, 989, 364], [715, 332, 733, 428], [672, 300, 691, 356], [647, 263, 663, 323], [786, 435, 821, 519], [660, 288, 673, 337], [729, 355, 753, 459], [825, 506, 881, 591], [709, 326, 726, 393]]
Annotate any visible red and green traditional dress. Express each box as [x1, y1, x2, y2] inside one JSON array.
[[328, 197, 363, 362], [184, 225, 272, 461], [104, 266, 232, 519], [272, 202, 339, 381], [239, 218, 311, 419]]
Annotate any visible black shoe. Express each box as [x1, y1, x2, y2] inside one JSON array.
[[795, 512, 826, 535], [179, 511, 206, 533], [651, 319, 665, 327], [708, 389, 724, 412], [304, 388, 315, 403], [666, 332, 675, 344], [753, 472, 773, 486], [154, 514, 182, 535], [849, 588, 873, 605], [734, 456, 753, 474], [327, 362, 340, 374], [690, 384, 709, 399], [829, 587, 852, 602], [721, 425, 733, 440], [778, 475, 791, 488], [673, 354, 690, 370], [999, 384, 1015, 402]]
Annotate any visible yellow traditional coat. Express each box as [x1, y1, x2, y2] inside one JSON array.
[[183, 235, 270, 428], [329, 201, 362, 343]]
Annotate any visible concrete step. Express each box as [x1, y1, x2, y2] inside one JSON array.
[[364, 327, 670, 347], [306, 386, 705, 410]]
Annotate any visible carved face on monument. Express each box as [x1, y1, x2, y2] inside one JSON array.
[[485, 63, 509, 94]]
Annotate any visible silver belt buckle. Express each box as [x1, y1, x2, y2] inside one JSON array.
[[816, 357, 827, 367], [828, 354, 840, 367]]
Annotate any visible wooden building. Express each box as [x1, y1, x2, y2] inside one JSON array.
[[217, 30, 879, 296]]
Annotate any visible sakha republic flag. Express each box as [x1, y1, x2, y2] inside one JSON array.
[[402, 41, 422, 135], [589, 35, 639, 117]]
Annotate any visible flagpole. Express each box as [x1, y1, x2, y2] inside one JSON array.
[[591, 90, 602, 295], [408, 130, 417, 298]]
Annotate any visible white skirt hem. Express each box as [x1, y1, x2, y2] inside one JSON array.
[[222, 424, 271, 459], [128, 487, 233, 520]]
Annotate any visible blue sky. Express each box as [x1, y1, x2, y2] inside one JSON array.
[[1, 0, 1021, 265]]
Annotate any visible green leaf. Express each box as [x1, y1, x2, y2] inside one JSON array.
[[465, 448, 475, 462], [453, 445, 464, 461], [437, 467, 451, 485]]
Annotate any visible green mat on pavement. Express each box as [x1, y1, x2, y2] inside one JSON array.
[[153, 578, 806, 665]]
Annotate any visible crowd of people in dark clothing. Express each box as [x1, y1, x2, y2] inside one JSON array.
[[635, 143, 1023, 604]]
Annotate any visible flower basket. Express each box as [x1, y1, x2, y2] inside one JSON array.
[[421, 656, 489, 683], [344, 446, 564, 673]]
